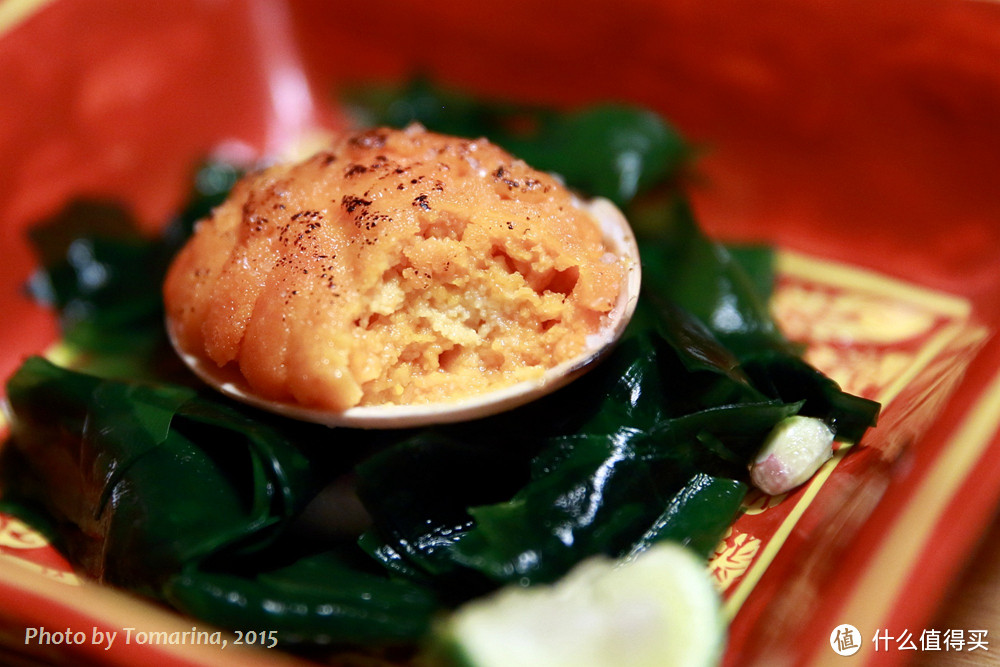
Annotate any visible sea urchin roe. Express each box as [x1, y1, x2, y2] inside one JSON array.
[[163, 124, 625, 412]]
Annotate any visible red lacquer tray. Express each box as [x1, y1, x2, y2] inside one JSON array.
[[2, 1, 1000, 665]]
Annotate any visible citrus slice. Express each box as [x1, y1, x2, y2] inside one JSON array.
[[436, 542, 724, 667]]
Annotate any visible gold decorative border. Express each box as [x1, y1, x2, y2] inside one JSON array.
[[776, 251, 972, 321], [719, 249, 988, 618], [810, 366, 1000, 665]]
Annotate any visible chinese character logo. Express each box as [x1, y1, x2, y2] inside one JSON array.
[[831, 624, 862, 657]]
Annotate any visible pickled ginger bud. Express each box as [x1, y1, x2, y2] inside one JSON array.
[[750, 416, 835, 496], [163, 124, 638, 424]]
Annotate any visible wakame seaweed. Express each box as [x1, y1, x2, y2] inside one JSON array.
[[1, 81, 879, 650], [22, 160, 243, 382], [347, 78, 689, 209], [2, 356, 440, 644]]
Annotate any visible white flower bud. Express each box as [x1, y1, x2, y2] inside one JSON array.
[[750, 416, 835, 496]]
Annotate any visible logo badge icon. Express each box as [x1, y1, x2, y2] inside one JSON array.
[[830, 624, 862, 656]]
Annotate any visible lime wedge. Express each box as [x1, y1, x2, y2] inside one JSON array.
[[436, 542, 724, 667]]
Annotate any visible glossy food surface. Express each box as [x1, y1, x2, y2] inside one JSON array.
[[165, 125, 625, 411]]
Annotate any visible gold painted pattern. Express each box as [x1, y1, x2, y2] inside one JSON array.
[[0, 515, 49, 549], [710, 528, 762, 592], [741, 489, 788, 516]]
